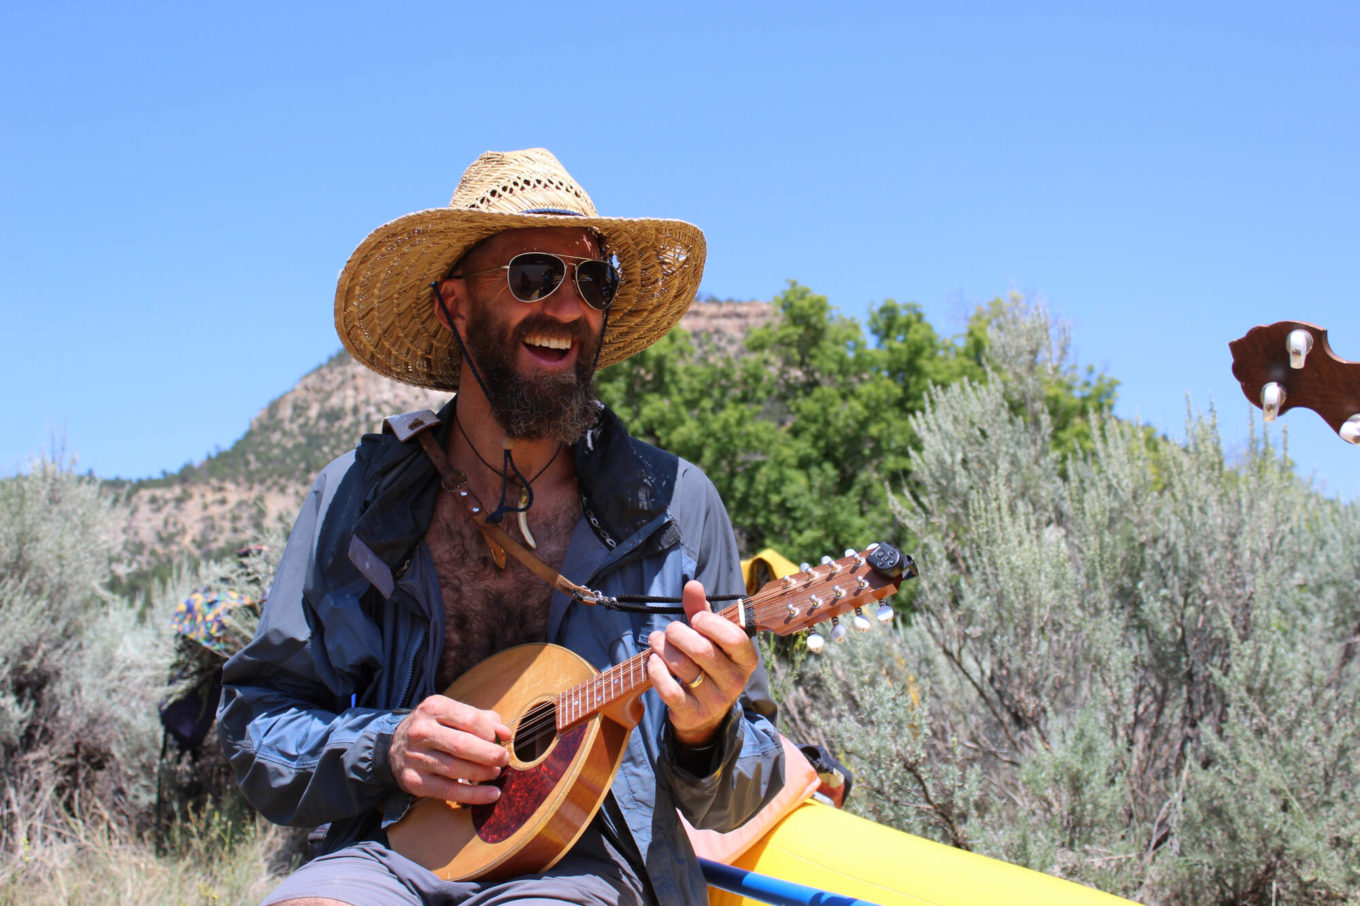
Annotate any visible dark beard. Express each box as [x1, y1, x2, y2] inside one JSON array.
[[461, 308, 601, 444]]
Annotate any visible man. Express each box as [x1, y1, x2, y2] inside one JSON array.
[[218, 148, 785, 906]]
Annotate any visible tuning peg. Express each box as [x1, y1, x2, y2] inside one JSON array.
[[807, 593, 823, 611], [799, 562, 814, 581], [1287, 329, 1314, 369], [806, 632, 826, 653], [821, 555, 841, 576], [852, 608, 871, 632], [786, 601, 800, 619], [876, 603, 895, 623], [846, 548, 866, 568], [1261, 382, 1286, 421], [830, 618, 848, 643], [1342, 414, 1360, 445]]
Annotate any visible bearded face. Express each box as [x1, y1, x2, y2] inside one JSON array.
[[461, 302, 602, 444]]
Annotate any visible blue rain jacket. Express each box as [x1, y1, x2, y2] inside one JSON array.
[[218, 400, 785, 904]]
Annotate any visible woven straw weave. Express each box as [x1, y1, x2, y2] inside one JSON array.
[[335, 149, 705, 391]]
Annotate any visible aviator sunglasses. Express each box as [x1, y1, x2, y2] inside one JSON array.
[[450, 252, 619, 311]]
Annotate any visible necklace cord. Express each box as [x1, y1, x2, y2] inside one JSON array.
[[415, 428, 737, 615], [430, 283, 520, 525], [452, 412, 562, 523], [416, 430, 602, 602]]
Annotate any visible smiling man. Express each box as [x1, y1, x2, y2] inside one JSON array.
[[437, 226, 608, 449], [218, 149, 785, 906]]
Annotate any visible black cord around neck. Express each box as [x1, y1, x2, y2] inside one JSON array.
[[429, 281, 605, 524], [452, 410, 562, 521]]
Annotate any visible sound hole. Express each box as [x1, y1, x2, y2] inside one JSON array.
[[513, 701, 558, 762]]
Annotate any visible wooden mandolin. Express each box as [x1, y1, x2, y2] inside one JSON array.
[[387, 543, 916, 881]]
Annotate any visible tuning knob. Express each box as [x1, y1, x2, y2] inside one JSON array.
[[821, 555, 841, 576], [830, 618, 848, 643], [876, 603, 895, 623], [806, 632, 826, 653], [1261, 382, 1286, 421], [1287, 329, 1313, 369], [1342, 414, 1360, 445], [852, 609, 872, 632]]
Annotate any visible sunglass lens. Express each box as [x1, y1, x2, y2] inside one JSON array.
[[507, 253, 566, 302], [576, 260, 618, 310]]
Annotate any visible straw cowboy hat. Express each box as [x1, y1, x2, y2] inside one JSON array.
[[334, 148, 707, 391]]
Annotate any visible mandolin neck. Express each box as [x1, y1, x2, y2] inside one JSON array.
[[553, 601, 744, 730], [553, 545, 912, 730]]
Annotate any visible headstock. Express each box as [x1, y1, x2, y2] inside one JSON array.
[[746, 542, 917, 651], [1229, 321, 1360, 445]]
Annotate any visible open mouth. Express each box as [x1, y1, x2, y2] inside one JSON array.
[[523, 334, 573, 363]]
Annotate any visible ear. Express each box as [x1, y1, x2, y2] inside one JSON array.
[[433, 278, 466, 333]]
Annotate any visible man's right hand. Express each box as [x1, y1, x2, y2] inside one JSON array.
[[389, 695, 512, 804]]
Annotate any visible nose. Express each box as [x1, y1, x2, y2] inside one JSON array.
[[539, 264, 591, 320]]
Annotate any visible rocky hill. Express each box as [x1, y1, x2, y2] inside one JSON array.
[[116, 300, 772, 576]]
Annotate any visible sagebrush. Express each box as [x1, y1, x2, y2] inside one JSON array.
[[786, 304, 1360, 904]]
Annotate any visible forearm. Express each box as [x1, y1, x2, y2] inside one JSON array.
[[661, 693, 784, 832], [218, 682, 405, 826]]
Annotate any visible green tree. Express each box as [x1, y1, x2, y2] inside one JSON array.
[[597, 285, 1116, 564]]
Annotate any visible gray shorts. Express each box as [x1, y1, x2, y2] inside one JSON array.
[[261, 838, 650, 906]]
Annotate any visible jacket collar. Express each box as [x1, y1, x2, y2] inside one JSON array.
[[351, 399, 673, 575], [573, 404, 676, 550]]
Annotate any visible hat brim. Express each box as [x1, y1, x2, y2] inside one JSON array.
[[335, 208, 706, 391]]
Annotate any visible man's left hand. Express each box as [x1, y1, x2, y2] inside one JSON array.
[[647, 579, 759, 747]]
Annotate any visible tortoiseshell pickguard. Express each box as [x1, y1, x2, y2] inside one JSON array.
[[471, 725, 587, 844]]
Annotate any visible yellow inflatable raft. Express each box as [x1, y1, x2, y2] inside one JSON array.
[[704, 799, 1138, 905]]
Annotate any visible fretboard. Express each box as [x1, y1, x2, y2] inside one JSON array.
[[553, 601, 743, 729]]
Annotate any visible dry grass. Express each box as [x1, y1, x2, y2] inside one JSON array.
[[0, 806, 293, 906]]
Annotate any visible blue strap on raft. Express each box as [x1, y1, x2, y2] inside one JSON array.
[[699, 859, 882, 906]]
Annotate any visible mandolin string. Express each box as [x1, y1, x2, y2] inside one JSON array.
[[510, 559, 869, 749], [513, 602, 767, 747], [513, 565, 862, 747], [514, 651, 656, 747]]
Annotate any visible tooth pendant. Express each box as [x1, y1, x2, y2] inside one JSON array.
[[517, 487, 537, 549]]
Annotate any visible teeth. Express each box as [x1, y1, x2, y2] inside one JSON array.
[[526, 335, 571, 350]]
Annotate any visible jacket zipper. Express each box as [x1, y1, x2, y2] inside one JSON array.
[[396, 627, 427, 708]]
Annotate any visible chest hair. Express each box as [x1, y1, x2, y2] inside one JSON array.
[[425, 482, 583, 691]]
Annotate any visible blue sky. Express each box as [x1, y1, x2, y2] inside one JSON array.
[[3, 2, 1357, 499]]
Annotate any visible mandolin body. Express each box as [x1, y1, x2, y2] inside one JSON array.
[[385, 545, 912, 882], [387, 643, 635, 882]]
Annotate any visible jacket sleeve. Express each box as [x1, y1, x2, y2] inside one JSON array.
[[216, 455, 404, 828], [656, 462, 785, 832]]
